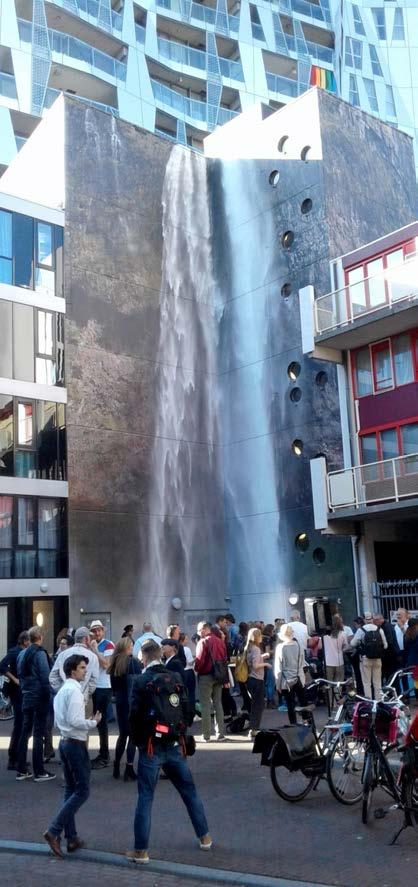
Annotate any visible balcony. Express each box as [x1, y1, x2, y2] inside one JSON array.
[[217, 105, 239, 124], [157, 36, 206, 71], [327, 453, 418, 517], [44, 86, 119, 117], [46, 0, 123, 33], [314, 253, 418, 351], [49, 27, 127, 83], [306, 40, 333, 64], [266, 71, 298, 98], [136, 24, 146, 46], [156, 0, 239, 32], [219, 57, 244, 82], [151, 78, 207, 123], [0, 72, 17, 100], [291, 0, 330, 25]]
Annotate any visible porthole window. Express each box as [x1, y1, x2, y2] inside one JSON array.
[[301, 145, 311, 161], [278, 135, 289, 153], [301, 198, 313, 215], [288, 361, 301, 381], [269, 170, 280, 187], [315, 371, 328, 388], [290, 387, 302, 403], [292, 439, 303, 456], [281, 230, 294, 249], [295, 532, 309, 553], [313, 547, 326, 565], [281, 283, 292, 299]]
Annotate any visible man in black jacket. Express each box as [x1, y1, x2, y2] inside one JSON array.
[[16, 626, 55, 782], [0, 631, 30, 769], [126, 640, 211, 865], [374, 614, 400, 683]]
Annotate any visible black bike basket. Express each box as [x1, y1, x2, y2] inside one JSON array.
[[352, 702, 398, 743]]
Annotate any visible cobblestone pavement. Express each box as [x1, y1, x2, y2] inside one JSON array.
[[0, 709, 417, 887]]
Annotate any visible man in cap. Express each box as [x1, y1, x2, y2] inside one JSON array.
[[351, 611, 387, 699], [89, 620, 115, 769], [161, 638, 186, 683], [49, 627, 99, 702]]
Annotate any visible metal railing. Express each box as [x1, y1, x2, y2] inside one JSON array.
[[372, 580, 418, 621], [48, 27, 127, 82], [251, 22, 265, 41], [155, 0, 239, 32], [315, 252, 418, 335], [17, 18, 32, 43], [151, 79, 206, 121], [306, 41, 334, 64], [191, 2, 216, 25], [291, 0, 329, 23], [46, 0, 122, 32], [217, 106, 239, 124], [135, 24, 146, 45], [44, 86, 119, 117], [218, 57, 244, 81], [157, 36, 206, 70], [0, 72, 17, 99], [327, 452, 418, 512], [266, 71, 298, 97]]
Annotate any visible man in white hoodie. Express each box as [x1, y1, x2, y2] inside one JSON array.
[[49, 627, 99, 702]]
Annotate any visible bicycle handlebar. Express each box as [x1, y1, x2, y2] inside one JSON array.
[[311, 677, 354, 689]]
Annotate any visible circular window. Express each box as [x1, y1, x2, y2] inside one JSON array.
[[295, 532, 309, 553], [269, 170, 280, 187], [292, 439, 303, 456], [290, 387, 302, 403], [278, 135, 289, 153], [315, 371, 328, 388], [288, 361, 301, 381], [281, 230, 294, 249], [313, 547, 326, 565], [301, 145, 311, 162], [301, 198, 313, 215], [281, 282, 292, 299]]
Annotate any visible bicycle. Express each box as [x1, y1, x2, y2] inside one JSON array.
[[353, 674, 418, 840], [255, 678, 365, 805], [0, 676, 13, 721]]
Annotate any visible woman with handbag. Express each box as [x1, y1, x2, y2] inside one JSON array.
[[244, 628, 272, 739], [107, 637, 142, 780], [274, 624, 307, 725]]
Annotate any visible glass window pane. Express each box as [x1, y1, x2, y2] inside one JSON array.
[[0, 495, 13, 548], [0, 300, 12, 377], [37, 222, 53, 266], [18, 402, 33, 446], [38, 550, 58, 577], [386, 249, 403, 268], [37, 402, 57, 479], [13, 213, 33, 289], [348, 265, 366, 313], [13, 303, 34, 382], [34, 266, 55, 297], [15, 550, 36, 578], [401, 424, 418, 474], [15, 451, 36, 478], [387, 259, 415, 302], [0, 550, 12, 578], [367, 257, 386, 306], [361, 433, 378, 480], [393, 334, 413, 386], [0, 210, 12, 258], [36, 357, 56, 386], [38, 499, 59, 549], [373, 343, 393, 390], [0, 396, 13, 475], [355, 348, 373, 396], [380, 428, 399, 477], [37, 311, 54, 355], [0, 257, 12, 283], [18, 498, 35, 546]]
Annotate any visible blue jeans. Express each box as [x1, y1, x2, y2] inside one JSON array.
[[134, 743, 209, 851], [17, 704, 48, 776], [49, 740, 91, 840]]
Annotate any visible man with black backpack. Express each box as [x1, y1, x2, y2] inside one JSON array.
[[127, 640, 211, 865], [15, 626, 55, 782], [350, 611, 388, 699]]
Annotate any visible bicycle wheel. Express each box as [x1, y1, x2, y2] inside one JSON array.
[[0, 693, 13, 721], [270, 757, 317, 802], [362, 753, 374, 824], [327, 732, 364, 805], [404, 772, 418, 827]]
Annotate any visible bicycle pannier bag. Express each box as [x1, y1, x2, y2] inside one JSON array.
[[352, 702, 398, 743]]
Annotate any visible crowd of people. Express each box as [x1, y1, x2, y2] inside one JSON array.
[[0, 606, 417, 862]]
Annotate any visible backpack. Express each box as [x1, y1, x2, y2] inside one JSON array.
[[235, 652, 249, 683], [226, 712, 250, 734], [144, 671, 187, 741], [361, 627, 384, 659]]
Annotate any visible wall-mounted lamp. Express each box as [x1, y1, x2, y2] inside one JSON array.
[[40, 582, 49, 594], [288, 593, 299, 606], [171, 597, 182, 611]]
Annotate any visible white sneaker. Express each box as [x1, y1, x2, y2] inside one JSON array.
[[34, 772, 56, 783]]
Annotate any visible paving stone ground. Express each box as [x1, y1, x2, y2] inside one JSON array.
[[0, 708, 417, 887]]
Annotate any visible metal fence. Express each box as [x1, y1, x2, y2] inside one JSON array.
[[372, 580, 418, 620]]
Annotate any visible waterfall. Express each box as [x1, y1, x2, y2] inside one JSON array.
[[142, 146, 223, 631], [217, 160, 287, 621]]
